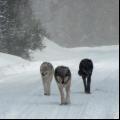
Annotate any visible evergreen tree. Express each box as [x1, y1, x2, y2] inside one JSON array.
[[0, 0, 47, 58]]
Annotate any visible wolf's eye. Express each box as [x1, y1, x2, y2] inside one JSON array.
[[42, 72, 47, 76], [42, 73, 45, 76]]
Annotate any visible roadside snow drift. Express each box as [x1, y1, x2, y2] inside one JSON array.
[[0, 38, 119, 119], [0, 53, 27, 67]]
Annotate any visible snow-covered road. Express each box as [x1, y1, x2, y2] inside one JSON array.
[[0, 39, 119, 119], [0, 62, 119, 119]]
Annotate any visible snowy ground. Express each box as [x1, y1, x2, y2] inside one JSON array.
[[0, 39, 119, 119]]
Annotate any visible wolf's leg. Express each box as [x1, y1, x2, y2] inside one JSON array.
[[58, 85, 65, 105], [47, 80, 51, 96], [43, 79, 49, 95], [82, 76, 87, 93], [86, 75, 91, 94], [65, 80, 71, 105], [47, 73, 54, 95], [42, 79, 46, 95]]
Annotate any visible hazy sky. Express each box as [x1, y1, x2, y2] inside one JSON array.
[[31, 0, 119, 47]]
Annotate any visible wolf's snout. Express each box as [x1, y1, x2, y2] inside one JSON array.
[[62, 79, 64, 84]]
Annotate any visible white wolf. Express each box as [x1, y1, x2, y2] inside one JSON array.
[[40, 62, 54, 96], [54, 66, 71, 105]]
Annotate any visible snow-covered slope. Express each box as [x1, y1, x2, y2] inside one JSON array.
[[0, 39, 119, 119], [0, 53, 27, 67], [30, 37, 70, 61], [0, 53, 29, 78], [30, 38, 119, 62]]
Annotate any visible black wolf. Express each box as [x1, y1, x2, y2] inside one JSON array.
[[78, 59, 93, 94]]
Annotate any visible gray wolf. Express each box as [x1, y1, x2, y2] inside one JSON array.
[[40, 62, 54, 96], [54, 66, 71, 105]]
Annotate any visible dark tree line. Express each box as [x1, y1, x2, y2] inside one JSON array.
[[0, 0, 47, 58]]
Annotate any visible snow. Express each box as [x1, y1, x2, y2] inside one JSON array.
[[0, 15, 2, 18], [0, 38, 119, 119], [0, 53, 30, 78], [0, 52, 27, 67]]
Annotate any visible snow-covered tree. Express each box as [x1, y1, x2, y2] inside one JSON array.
[[0, 0, 47, 58], [0, 0, 8, 53]]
